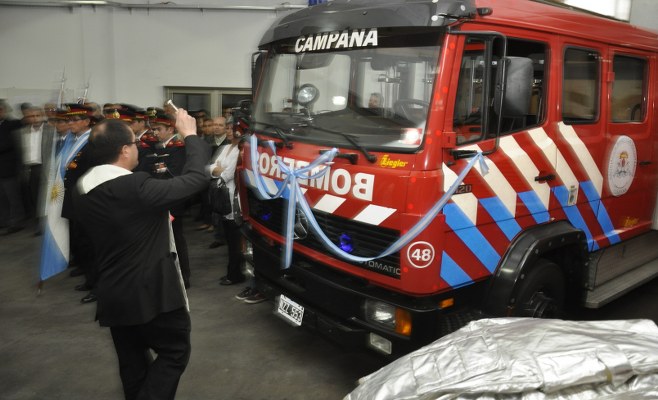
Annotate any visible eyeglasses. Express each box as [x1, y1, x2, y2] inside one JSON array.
[[67, 117, 84, 122], [124, 140, 140, 146]]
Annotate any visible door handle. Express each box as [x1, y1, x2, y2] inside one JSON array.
[[639, 160, 652, 166], [534, 173, 555, 182]]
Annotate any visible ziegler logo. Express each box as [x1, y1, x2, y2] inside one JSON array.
[[379, 155, 408, 169], [295, 28, 378, 53]]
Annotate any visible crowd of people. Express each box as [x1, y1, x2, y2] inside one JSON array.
[[1, 99, 268, 399], [0, 99, 266, 301]]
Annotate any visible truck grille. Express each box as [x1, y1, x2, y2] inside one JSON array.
[[247, 191, 401, 278]]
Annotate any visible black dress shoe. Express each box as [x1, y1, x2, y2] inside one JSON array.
[[75, 283, 92, 291], [69, 267, 85, 277], [208, 241, 225, 249], [80, 293, 97, 304]]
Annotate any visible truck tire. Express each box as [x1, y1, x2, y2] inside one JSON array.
[[513, 259, 565, 318]]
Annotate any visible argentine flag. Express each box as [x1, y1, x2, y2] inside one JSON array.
[[39, 130, 90, 281]]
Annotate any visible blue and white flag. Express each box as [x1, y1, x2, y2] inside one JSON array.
[[39, 130, 90, 281]]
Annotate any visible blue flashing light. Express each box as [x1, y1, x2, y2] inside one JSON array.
[[338, 233, 354, 253], [259, 209, 272, 222]]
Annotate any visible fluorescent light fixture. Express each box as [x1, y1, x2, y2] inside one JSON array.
[[67, 1, 108, 4]]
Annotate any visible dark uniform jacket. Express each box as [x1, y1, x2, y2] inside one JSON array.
[[134, 130, 158, 173], [150, 136, 188, 216], [62, 133, 94, 220], [0, 118, 22, 179], [72, 136, 209, 327]]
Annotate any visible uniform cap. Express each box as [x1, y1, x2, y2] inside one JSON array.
[[104, 106, 134, 122], [147, 107, 175, 127], [64, 103, 94, 119], [122, 104, 147, 120], [51, 108, 70, 120]]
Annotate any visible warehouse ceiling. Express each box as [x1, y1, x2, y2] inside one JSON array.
[[0, 0, 308, 10]]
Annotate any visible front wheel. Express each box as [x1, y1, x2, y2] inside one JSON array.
[[512, 259, 565, 318]]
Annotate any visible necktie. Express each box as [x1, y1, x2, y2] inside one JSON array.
[[56, 138, 64, 155]]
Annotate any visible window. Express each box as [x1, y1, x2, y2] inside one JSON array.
[[252, 28, 443, 152], [454, 37, 547, 144], [164, 87, 251, 117], [563, 48, 599, 123], [611, 55, 646, 122], [172, 93, 210, 114]]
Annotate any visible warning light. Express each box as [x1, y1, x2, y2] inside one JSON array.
[[439, 298, 455, 309], [259, 209, 272, 222], [400, 128, 423, 145], [338, 233, 354, 253]]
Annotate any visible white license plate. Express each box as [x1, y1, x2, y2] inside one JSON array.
[[276, 294, 304, 327]]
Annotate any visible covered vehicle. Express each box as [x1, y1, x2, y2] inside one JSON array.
[[345, 318, 658, 399]]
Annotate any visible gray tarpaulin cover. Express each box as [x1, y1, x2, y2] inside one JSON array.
[[345, 318, 658, 400]]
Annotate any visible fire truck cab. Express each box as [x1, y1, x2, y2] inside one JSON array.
[[237, 0, 658, 356]]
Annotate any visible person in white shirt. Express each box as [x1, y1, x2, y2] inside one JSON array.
[[208, 120, 243, 285]]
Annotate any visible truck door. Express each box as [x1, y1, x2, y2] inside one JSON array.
[[444, 34, 550, 283], [605, 49, 656, 237], [557, 43, 608, 251]]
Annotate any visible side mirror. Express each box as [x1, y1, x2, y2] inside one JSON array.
[[495, 56, 533, 117], [251, 51, 266, 98]]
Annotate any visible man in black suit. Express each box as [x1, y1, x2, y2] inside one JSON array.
[[73, 110, 209, 400], [0, 99, 25, 234]]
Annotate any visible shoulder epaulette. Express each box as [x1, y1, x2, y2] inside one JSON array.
[[167, 138, 186, 148], [141, 132, 158, 143], [137, 141, 151, 149]]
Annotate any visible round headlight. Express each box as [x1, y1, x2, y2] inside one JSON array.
[[296, 84, 319, 106]]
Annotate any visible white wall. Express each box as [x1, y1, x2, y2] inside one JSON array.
[[0, 3, 303, 112], [0, 0, 656, 115], [630, 0, 658, 31]]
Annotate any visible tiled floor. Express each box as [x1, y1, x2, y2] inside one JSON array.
[[1, 215, 657, 399]]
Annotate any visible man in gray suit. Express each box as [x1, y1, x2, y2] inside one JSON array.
[[18, 104, 55, 230]]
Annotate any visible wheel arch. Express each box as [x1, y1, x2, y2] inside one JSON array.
[[481, 220, 589, 316]]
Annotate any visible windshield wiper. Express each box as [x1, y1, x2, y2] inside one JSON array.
[[252, 121, 293, 149], [306, 124, 377, 163]]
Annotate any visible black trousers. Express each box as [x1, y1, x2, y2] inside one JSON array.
[[69, 218, 96, 286], [110, 308, 191, 400], [23, 164, 41, 218], [222, 218, 244, 282]]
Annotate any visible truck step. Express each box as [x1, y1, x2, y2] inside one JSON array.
[[585, 258, 658, 308]]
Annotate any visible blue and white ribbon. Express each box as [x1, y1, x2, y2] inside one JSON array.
[[247, 134, 488, 269]]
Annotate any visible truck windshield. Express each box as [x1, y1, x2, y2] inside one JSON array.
[[253, 30, 443, 153]]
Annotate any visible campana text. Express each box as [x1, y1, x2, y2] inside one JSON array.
[[294, 28, 378, 53]]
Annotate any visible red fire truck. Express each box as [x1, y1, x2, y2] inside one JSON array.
[[237, 0, 658, 356]]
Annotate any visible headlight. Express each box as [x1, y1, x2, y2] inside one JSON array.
[[364, 299, 412, 336], [296, 84, 319, 106]]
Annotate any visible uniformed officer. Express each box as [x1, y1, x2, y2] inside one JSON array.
[[62, 103, 101, 303], [147, 108, 202, 288]]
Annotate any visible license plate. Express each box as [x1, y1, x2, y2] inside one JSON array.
[[276, 294, 304, 327]]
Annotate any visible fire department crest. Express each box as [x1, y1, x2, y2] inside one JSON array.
[[606, 135, 636, 197]]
